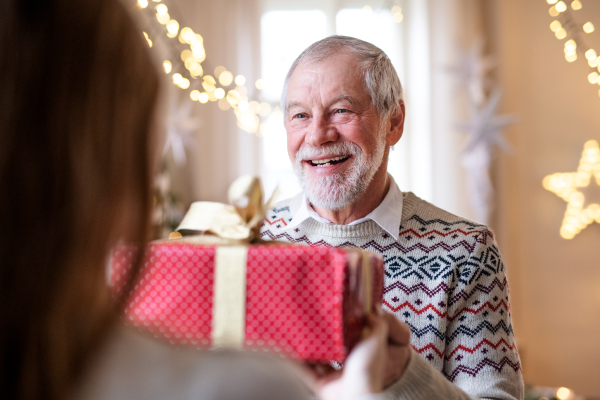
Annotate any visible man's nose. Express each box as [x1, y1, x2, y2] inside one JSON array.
[[304, 116, 338, 147]]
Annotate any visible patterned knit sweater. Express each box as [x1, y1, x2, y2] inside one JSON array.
[[260, 191, 524, 400]]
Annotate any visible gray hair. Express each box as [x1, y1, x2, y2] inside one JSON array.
[[281, 35, 403, 120]]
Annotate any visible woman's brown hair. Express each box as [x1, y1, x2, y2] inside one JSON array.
[[0, 0, 159, 398]]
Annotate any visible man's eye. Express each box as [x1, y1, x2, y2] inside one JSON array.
[[294, 113, 307, 119], [336, 109, 348, 114]]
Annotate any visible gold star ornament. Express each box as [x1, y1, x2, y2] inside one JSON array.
[[543, 140, 600, 239]]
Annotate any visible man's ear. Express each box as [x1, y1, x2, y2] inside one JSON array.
[[386, 100, 405, 147]]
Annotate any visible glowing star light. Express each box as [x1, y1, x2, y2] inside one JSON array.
[[543, 140, 600, 239]]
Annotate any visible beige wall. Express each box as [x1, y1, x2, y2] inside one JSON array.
[[491, 0, 600, 396]]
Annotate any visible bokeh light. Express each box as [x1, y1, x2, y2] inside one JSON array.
[[156, 4, 167, 15], [556, 387, 571, 400], [166, 20, 179, 37], [214, 88, 225, 99], [219, 71, 234, 86], [180, 27, 195, 44], [564, 39, 577, 61], [163, 60, 172, 74], [585, 49, 597, 60], [157, 13, 170, 25], [583, 22, 595, 33], [143, 32, 152, 47], [235, 75, 246, 86]]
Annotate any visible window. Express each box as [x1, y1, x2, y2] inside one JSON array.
[[260, 9, 328, 199]]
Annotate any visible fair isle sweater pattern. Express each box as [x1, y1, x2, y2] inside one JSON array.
[[260, 192, 523, 398]]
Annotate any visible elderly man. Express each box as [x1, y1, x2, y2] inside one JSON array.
[[261, 36, 524, 399]]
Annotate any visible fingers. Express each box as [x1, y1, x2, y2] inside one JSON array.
[[381, 310, 411, 346], [295, 362, 342, 393], [305, 362, 337, 377], [363, 313, 389, 342]]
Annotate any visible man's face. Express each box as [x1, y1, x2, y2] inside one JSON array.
[[285, 52, 389, 210]]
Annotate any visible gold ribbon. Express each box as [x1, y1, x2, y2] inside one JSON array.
[[174, 175, 278, 348], [360, 252, 373, 339], [362, 252, 372, 315], [212, 246, 248, 348]]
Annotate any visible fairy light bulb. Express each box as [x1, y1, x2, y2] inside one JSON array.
[[163, 60, 172, 74], [583, 22, 595, 33]]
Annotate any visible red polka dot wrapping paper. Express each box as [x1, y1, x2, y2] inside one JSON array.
[[111, 242, 383, 362]]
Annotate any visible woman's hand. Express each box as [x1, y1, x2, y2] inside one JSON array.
[[300, 309, 411, 400]]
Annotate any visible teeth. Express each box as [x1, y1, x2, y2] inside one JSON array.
[[310, 156, 348, 166]]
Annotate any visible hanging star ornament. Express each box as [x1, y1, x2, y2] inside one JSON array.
[[543, 140, 600, 239], [446, 37, 496, 106], [164, 97, 200, 165], [457, 89, 518, 154]]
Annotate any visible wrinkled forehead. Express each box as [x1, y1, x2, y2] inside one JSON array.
[[287, 52, 369, 102], [292, 49, 366, 81]]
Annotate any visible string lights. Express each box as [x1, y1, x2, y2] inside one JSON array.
[[136, 0, 269, 134], [543, 140, 600, 239], [547, 0, 600, 98]]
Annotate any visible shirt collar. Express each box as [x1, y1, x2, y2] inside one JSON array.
[[284, 175, 403, 240]]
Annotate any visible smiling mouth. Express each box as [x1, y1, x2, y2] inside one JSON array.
[[307, 155, 351, 167]]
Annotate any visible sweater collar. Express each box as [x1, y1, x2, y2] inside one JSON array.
[[284, 175, 403, 240]]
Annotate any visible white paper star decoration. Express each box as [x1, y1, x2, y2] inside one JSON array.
[[164, 97, 200, 165], [446, 36, 517, 225], [543, 140, 600, 239], [446, 38, 496, 105], [457, 90, 518, 154]]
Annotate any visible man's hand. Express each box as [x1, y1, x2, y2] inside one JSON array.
[[381, 310, 412, 388], [299, 309, 412, 400]]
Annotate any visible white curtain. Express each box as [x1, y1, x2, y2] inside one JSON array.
[[392, 0, 478, 221]]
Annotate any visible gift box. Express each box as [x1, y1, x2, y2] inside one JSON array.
[[111, 241, 383, 362], [111, 175, 384, 361]]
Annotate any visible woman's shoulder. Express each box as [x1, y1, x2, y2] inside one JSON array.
[[72, 325, 308, 400]]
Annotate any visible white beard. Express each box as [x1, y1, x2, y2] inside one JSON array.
[[292, 131, 387, 211]]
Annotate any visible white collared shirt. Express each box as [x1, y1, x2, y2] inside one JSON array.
[[284, 175, 403, 240]]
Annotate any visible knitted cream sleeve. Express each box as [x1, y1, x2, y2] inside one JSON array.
[[381, 348, 474, 400]]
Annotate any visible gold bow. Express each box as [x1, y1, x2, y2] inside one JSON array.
[[175, 175, 279, 244], [172, 175, 278, 349]]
